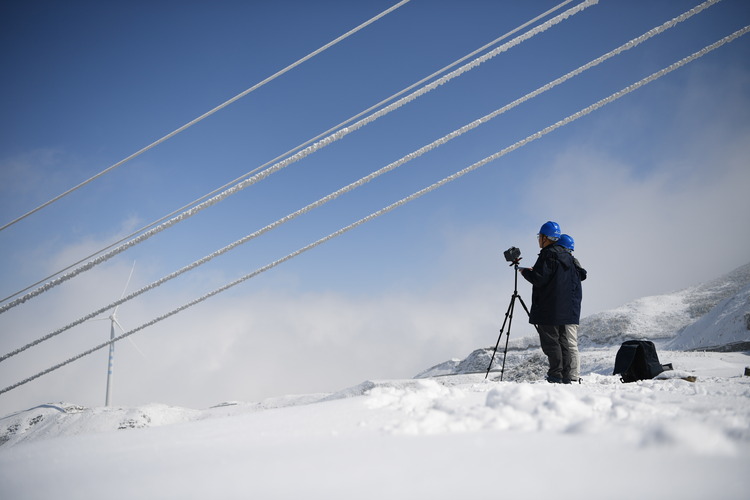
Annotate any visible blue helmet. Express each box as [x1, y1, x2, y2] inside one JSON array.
[[538, 221, 561, 241], [558, 234, 575, 251]]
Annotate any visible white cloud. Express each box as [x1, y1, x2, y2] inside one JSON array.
[[523, 70, 750, 315], [0, 260, 508, 412], [407, 50, 750, 326]]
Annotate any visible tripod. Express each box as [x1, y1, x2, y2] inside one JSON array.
[[485, 261, 533, 381]]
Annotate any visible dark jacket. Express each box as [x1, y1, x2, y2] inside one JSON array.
[[521, 244, 582, 325]]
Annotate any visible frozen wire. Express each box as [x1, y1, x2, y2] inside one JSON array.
[[0, 0, 719, 363], [0, 0, 579, 305], [0, 0, 597, 314], [3, 23, 746, 397], [0, 0, 412, 233]]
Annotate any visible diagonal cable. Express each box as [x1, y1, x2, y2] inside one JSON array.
[[0, 0, 598, 314], [3, 23, 746, 397], [0, 0, 579, 305], [0, 0, 412, 233]]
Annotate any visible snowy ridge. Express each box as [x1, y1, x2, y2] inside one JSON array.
[[491, 262, 750, 352], [668, 283, 750, 351], [0, 403, 201, 447], [579, 262, 750, 346]]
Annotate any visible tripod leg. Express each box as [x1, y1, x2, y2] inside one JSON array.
[[516, 294, 531, 317], [498, 293, 518, 382], [485, 294, 515, 379], [516, 294, 541, 334]]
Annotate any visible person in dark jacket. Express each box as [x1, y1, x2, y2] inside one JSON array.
[[520, 222, 583, 384]]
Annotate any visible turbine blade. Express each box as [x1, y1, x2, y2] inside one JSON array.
[[127, 338, 148, 360], [112, 317, 148, 359], [119, 261, 136, 300], [112, 261, 136, 316], [112, 317, 126, 333]]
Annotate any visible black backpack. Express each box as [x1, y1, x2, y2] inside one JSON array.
[[613, 340, 672, 383]]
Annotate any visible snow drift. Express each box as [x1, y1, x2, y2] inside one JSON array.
[[0, 263, 749, 499]]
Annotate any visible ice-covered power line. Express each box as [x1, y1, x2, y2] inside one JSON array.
[[3, 23, 746, 397], [0, 0, 412, 233], [0, 0, 719, 363], [0, 0, 580, 306], [0, 0, 597, 315]]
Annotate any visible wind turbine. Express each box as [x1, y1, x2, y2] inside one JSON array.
[[97, 261, 138, 407]]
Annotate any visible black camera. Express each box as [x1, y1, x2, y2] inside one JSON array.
[[503, 246, 521, 264]]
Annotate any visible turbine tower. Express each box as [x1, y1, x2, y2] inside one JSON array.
[[102, 261, 136, 407]]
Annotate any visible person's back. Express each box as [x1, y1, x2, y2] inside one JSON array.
[[525, 244, 581, 326]]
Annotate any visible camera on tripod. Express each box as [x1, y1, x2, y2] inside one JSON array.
[[486, 245, 530, 381], [503, 246, 521, 265]]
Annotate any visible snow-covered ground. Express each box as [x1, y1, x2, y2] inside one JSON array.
[[1, 265, 749, 499]]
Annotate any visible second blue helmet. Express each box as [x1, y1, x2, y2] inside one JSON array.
[[557, 234, 574, 251]]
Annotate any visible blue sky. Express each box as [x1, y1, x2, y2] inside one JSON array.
[[1, 0, 749, 413]]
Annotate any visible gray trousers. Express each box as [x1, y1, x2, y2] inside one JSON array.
[[537, 324, 580, 381]]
